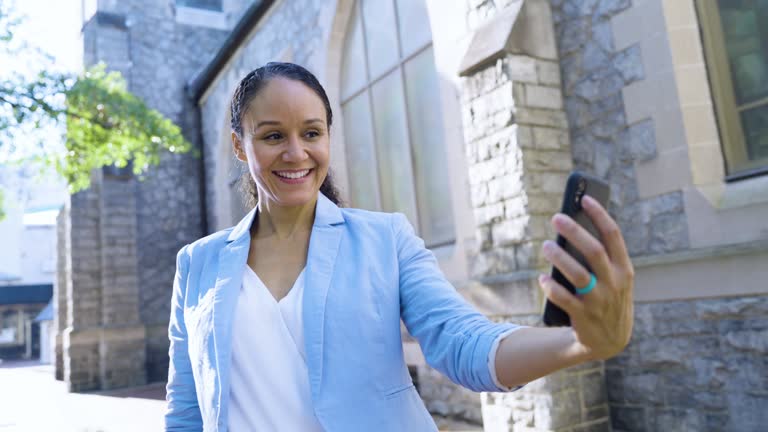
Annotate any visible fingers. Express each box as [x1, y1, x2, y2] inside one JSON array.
[[581, 195, 632, 272], [542, 240, 592, 290], [539, 274, 584, 317], [551, 213, 612, 281]]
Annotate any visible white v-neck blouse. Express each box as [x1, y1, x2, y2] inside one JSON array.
[[227, 265, 324, 431]]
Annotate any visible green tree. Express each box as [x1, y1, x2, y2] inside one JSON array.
[[0, 2, 195, 221]]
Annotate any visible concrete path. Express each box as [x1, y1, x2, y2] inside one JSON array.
[[0, 360, 481, 431], [0, 360, 166, 432]]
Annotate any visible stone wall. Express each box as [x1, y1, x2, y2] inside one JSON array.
[[458, 1, 612, 430], [549, 0, 689, 256], [608, 295, 768, 431]]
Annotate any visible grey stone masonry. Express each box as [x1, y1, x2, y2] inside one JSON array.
[[607, 295, 768, 432], [459, 1, 609, 430], [62, 167, 147, 392], [549, 0, 689, 257]]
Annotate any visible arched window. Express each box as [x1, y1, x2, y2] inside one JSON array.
[[340, 0, 455, 248]]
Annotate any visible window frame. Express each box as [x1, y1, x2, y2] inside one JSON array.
[[697, 0, 768, 179]]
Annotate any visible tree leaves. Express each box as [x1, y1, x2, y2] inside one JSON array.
[[0, 1, 196, 221], [58, 64, 196, 193]]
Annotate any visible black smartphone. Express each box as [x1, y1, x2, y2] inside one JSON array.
[[542, 172, 611, 327]]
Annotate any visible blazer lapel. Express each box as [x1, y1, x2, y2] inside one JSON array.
[[212, 207, 256, 427], [303, 193, 345, 403]]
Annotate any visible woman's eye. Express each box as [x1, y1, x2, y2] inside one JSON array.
[[305, 130, 320, 139], [264, 132, 282, 141]]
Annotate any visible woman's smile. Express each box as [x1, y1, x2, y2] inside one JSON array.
[[273, 168, 314, 184]]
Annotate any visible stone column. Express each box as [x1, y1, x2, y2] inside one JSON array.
[[459, 0, 610, 430], [63, 169, 147, 392]]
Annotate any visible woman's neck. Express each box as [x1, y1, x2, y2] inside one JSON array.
[[253, 196, 317, 240]]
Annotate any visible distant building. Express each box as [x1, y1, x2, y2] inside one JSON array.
[[59, 0, 768, 430], [0, 165, 64, 361]]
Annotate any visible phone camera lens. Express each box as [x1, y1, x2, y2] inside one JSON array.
[[577, 178, 586, 194]]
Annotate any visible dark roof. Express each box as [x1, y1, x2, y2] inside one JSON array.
[[34, 300, 54, 322], [0, 284, 53, 305], [186, 0, 276, 102]]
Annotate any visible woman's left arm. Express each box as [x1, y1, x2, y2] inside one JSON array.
[[495, 195, 635, 388]]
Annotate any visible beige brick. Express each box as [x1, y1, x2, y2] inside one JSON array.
[[537, 60, 561, 86], [668, 27, 704, 67], [500, 173, 525, 200], [528, 192, 563, 215], [474, 202, 505, 226], [523, 150, 573, 172], [524, 84, 564, 110], [505, 55, 539, 83], [532, 126, 570, 150], [504, 195, 528, 220], [528, 215, 555, 241], [514, 124, 535, 148], [514, 107, 569, 129], [492, 216, 529, 246], [675, 66, 711, 107]]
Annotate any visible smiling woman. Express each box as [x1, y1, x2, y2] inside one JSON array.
[[164, 62, 635, 432]]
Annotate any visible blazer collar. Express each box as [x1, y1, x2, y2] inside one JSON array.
[[225, 192, 344, 243]]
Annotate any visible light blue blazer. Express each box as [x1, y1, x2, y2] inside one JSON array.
[[165, 192, 519, 431]]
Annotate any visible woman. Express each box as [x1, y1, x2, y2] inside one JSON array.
[[164, 62, 634, 431]]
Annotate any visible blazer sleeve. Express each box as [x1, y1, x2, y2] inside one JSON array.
[[393, 213, 521, 392], [165, 244, 204, 431]]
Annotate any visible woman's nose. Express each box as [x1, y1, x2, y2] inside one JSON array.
[[282, 135, 308, 162]]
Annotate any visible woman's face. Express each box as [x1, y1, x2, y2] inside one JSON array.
[[233, 77, 330, 209]]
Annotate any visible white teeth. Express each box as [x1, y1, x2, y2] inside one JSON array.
[[276, 169, 310, 179]]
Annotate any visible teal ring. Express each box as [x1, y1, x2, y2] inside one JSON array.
[[576, 273, 597, 295]]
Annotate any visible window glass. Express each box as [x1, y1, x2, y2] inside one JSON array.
[[340, 0, 455, 246], [371, 70, 419, 226], [404, 47, 456, 246], [361, 0, 400, 80], [343, 91, 382, 211], [341, 1, 368, 100], [176, 0, 223, 11], [718, 2, 768, 104], [395, 0, 432, 58]]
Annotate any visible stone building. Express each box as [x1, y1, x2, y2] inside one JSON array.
[[57, 0, 768, 430]]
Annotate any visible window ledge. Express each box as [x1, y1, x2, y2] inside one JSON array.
[[699, 172, 768, 210], [175, 6, 228, 30]]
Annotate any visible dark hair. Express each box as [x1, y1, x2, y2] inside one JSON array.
[[230, 62, 343, 207]]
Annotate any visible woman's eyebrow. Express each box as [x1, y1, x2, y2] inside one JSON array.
[[255, 120, 281, 128], [254, 118, 323, 128]]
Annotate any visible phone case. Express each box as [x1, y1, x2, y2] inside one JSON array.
[[542, 172, 611, 327]]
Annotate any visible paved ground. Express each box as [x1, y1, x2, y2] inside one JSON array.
[[0, 360, 481, 431], [0, 360, 166, 432]]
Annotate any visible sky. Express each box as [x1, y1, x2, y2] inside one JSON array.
[[0, 0, 81, 215], [10, 0, 83, 74]]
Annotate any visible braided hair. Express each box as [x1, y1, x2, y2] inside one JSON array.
[[230, 62, 343, 208]]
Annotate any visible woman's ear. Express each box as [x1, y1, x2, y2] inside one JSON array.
[[232, 132, 247, 162]]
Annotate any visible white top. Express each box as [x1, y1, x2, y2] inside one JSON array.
[[227, 264, 521, 430], [228, 265, 324, 431]]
